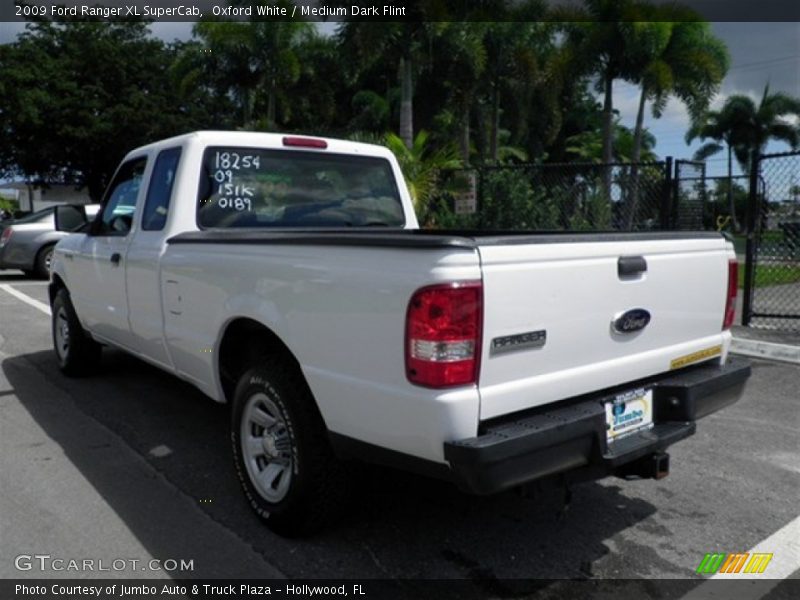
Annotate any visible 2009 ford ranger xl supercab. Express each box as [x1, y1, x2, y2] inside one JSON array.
[[50, 131, 750, 535]]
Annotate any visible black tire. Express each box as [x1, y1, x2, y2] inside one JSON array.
[[231, 358, 347, 536], [35, 244, 55, 279], [52, 288, 101, 376]]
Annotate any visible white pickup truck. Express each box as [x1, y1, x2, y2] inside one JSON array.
[[50, 131, 750, 535]]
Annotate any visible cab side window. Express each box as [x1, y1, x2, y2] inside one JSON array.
[[97, 157, 147, 236], [142, 148, 181, 231]]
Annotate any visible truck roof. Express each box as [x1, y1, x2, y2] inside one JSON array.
[[123, 130, 394, 160]]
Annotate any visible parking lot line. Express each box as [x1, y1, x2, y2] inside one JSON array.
[[0, 283, 51, 316], [714, 514, 800, 580], [1, 280, 50, 286], [681, 514, 800, 599]]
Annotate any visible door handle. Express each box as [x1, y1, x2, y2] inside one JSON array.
[[63, 251, 74, 261], [618, 255, 647, 277], [110, 253, 121, 266]]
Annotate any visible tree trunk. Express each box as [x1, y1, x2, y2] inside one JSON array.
[[601, 73, 614, 204], [460, 98, 471, 164], [399, 56, 414, 149], [631, 87, 646, 164], [490, 84, 500, 162], [242, 88, 252, 128], [25, 181, 37, 210], [727, 143, 738, 232], [267, 88, 276, 129], [601, 74, 614, 164], [625, 87, 648, 230]]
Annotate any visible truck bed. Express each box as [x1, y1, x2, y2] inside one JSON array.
[[162, 227, 733, 455]]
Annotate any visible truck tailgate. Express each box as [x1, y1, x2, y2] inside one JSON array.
[[477, 235, 733, 420]]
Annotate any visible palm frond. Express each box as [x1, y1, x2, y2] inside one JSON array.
[[693, 142, 723, 161], [767, 122, 800, 148]]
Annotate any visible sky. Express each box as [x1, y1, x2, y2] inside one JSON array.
[[614, 22, 800, 179], [1, 20, 799, 180]]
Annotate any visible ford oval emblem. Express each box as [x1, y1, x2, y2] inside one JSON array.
[[612, 308, 651, 334]]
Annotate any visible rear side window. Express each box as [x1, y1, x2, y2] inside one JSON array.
[[12, 207, 54, 224], [97, 157, 147, 235], [142, 147, 181, 231], [197, 147, 404, 228]]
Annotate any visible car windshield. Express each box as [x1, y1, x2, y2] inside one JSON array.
[[197, 147, 405, 228]]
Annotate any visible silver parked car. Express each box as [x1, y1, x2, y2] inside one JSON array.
[[0, 204, 100, 278]]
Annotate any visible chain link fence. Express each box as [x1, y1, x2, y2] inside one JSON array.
[[429, 161, 672, 232], [743, 151, 800, 331], [672, 174, 765, 235], [673, 160, 706, 230]]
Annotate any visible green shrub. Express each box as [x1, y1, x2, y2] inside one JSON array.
[[0, 197, 19, 216], [477, 170, 561, 230], [428, 169, 619, 232]]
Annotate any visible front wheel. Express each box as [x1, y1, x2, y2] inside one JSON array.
[[52, 288, 101, 376], [231, 359, 347, 536]]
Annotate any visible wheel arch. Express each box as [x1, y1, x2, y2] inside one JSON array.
[[36, 241, 57, 259], [217, 317, 312, 408], [48, 273, 67, 306], [48, 275, 91, 333]]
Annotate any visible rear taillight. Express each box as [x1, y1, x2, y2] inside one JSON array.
[[723, 259, 738, 330], [405, 282, 482, 388], [0, 228, 12, 248]]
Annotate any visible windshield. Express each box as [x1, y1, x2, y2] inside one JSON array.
[[197, 147, 404, 228]]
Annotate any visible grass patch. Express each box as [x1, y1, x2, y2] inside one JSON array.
[[732, 235, 746, 255], [732, 231, 786, 255], [738, 262, 800, 288]]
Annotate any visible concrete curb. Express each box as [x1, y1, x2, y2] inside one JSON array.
[[730, 337, 800, 365]]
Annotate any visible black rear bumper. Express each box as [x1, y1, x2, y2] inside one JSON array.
[[444, 357, 751, 494]]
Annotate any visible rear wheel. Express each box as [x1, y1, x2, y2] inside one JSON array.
[[52, 288, 101, 376], [231, 358, 347, 536], [35, 245, 55, 279]]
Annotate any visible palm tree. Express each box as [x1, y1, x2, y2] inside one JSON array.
[[687, 85, 800, 231], [439, 23, 488, 163], [685, 106, 740, 230], [480, 20, 551, 162], [192, 16, 313, 128], [338, 21, 438, 148], [629, 19, 729, 165], [623, 18, 728, 229], [557, 1, 653, 196]]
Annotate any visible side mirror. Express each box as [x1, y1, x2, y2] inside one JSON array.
[[54, 205, 88, 232]]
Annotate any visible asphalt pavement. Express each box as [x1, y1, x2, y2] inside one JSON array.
[[1, 270, 798, 598]]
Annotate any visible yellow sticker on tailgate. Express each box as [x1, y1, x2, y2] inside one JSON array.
[[670, 345, 722, 370]]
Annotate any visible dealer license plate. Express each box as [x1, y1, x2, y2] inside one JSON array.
[[605, 388, 654, 443]]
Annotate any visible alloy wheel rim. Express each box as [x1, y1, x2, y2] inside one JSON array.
[[240, 392, 293, 503], [55, 307, 70, 360]]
